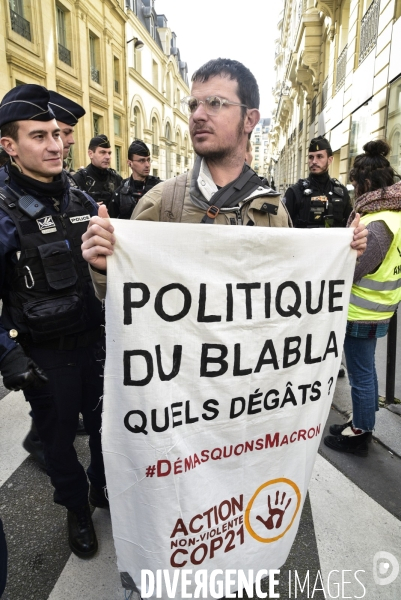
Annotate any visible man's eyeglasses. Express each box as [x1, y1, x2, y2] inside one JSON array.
[[131, 158, 151, 164], [181, 95, 248, 116]]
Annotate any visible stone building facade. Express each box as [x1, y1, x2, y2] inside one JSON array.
[[0, 0, 192, 178], [269, 0, 401, 195]]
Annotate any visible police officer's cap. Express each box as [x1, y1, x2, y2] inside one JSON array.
[[89, 134, 110, 149], [309, 136, 332, 153], [128, 139, 150, 158], [0, 84, 55, 128], [48, 91, 85, 126]]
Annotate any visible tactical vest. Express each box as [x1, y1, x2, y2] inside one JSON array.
[[0, 188, 103, 343], [114, 176, 161, 219], [74, 167, 121, 207], [348, 210, 401, 321], [291, 178, 348, 228]]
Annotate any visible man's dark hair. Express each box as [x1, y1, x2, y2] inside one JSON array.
[[349, 139, 396, 197], [0, 148, 9, 167], [0, 121, 19, 141], [191, 58, 260, 112]]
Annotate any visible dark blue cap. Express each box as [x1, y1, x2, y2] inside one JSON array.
[[89, 134, 110, 149], [48, 91, 85, 126], [128, 139, 150, 158], [0, 84, 55, 128]]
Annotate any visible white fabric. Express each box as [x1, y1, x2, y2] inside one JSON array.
[[103, 221, 356, 598], [197, 158, 218, 201]]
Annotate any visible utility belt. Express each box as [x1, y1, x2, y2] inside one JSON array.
[[19, 325, 104, 351]]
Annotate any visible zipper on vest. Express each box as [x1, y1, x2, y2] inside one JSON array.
[[219, 205, 242, 225]]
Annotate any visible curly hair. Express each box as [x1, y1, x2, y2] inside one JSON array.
[[349, 139, 396, 197]]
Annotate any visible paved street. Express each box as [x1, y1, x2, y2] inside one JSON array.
[[1, 358, 401, 599]]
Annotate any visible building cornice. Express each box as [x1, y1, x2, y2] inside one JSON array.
[[315, 0, 335, 22], [129, 67, 166, 105], [56, 77, 84, 97], [6, 51, 46, 79], [89, 94, 109, 110], [104, 0, 128, 21]]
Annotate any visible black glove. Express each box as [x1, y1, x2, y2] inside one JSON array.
[[0, 345, 49, 391]]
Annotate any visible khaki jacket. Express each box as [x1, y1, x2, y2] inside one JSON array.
[[91, 170, 291, 300], [131, 171, 291, 227]]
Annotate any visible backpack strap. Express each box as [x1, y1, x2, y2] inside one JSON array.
[[160, 172, 190, 223]]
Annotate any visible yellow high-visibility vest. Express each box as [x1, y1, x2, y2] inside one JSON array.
[[348, 210, 401, 321]]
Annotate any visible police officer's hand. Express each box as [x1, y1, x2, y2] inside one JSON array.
[[0, 345, 49, 391], [81, 204, 115, 272], [350, 213, 368, 258]]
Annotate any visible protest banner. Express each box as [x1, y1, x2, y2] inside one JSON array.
[[102, 220, 356, 599]]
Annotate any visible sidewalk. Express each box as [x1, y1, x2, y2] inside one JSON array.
[[332, 367, 401, 459]]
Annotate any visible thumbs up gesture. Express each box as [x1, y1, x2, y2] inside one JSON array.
[[81, 204, 115, 272]]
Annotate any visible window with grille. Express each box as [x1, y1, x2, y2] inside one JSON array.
[[9, 0, 31, 40], [115, 146, 121, 173], [114, 115, 121, 137], [57, 6, 71, 66], [114, 56, 120, 94], [89, 33, 100, 84], [93, 113, 101, 136]]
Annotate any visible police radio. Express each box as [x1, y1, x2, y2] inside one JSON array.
[[18, 195, 46, 219]]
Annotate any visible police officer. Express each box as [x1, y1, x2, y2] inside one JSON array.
[[48, 90, 85, 189], [284, 136, 352, 228], [109, 139, 161, 219], [20, 91, 88, 465], [0, 84, 107, 559], [72, 135, 122, 207]]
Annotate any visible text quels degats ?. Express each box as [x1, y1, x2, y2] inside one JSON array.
[[121, 279, 343, 435]]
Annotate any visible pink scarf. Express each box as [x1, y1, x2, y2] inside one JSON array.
[[347, 180, 401, 226]]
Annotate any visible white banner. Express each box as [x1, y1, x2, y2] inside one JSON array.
[[103, 221, 356, 599]]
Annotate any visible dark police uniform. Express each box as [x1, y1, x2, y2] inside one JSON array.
[[72, 135, 122, 207], [49, 90, 85, 193], [284, 136, 352, 228], [0, 84, 105, 557], [110, 174, 161, 219], [0, 181, 106, 507], [73, 163, 122, 207], [284, 174, 352, 228]]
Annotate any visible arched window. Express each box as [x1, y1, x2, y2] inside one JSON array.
[[175, 131, 182, 174], [165, 123, 172, 178], [152, 117, 159, 156], [166, 74, 172, 103], [133, 106, 141, 139]]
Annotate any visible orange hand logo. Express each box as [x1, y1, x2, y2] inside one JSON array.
[[245, 478, 301, 543], [256, 490, 292, 530]]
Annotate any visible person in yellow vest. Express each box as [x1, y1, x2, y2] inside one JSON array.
[[325, 139, 401, 456]]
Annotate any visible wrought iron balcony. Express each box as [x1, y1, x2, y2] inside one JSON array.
[[152, 144, 159, 157], [336, 44, 347, 92], [90, 66, 100, 84], [322, 76, 329, 108], [58, 44, 71, 66], [10, 9, 31, 41], [359, 0, 380, 65]]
